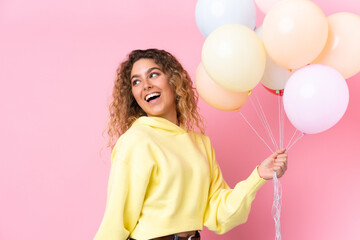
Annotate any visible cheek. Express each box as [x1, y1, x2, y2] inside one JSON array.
[[131, 89, 141, 102], [164, 84, 175, 99], [170, 86, 177, 101], [165, 80, 176, 97], [131, 87, 137, 97]]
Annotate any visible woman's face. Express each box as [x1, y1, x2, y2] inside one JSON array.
[[130, 58, 178, 124]]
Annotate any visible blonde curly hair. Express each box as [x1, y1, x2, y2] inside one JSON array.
[[104, 49, 205, 150]]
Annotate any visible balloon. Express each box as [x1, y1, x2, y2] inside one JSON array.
[[262, 0, 328, 70], [202, 24, 266, 92], [255, 25, 293, 90], [312, 12, 360, 79], [195, 0, 256, 37], [283, 64, 349, 134], [195, 62, 249, 111], [255, 0, 284, 14], [263, 85, 283, 96]]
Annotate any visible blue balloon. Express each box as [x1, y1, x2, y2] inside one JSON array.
[[196, 0, 257, 37]]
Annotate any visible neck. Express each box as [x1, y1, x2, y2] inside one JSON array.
[[147, 110, 179, 126]]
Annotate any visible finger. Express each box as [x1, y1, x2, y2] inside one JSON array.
[[269, 149, 286, 159], [275, 157, 288, 164], [276, 153, 288, 159], [276, 168, 285, 178], [273, 165, 283, 172], [269, 151, 279, 159], [273, 162, 287, 173], [277, 148, 286, 154], [280, 162, 287, 176], [275, 155, 287, 160], [274, 158, 288, 166], [273, 167, 283, 178], [273, 162, 286, 167], [281, 162, 287, 172], [275, 160, 287, 169], [275, 155, 288, 162], [280, 164, 287, 177]]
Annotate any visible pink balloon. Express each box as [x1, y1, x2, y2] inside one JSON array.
[[195, 62, 249, 111], [283, 64, 349, 134]]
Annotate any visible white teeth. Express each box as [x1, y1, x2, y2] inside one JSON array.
[[145, 92, 161, 102]]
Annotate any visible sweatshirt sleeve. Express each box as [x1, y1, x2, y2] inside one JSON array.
[[203, 140, 267, 234], [94, 138, 155, 240]]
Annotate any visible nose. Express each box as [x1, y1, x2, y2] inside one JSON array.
[[143, 79, 152, 90]]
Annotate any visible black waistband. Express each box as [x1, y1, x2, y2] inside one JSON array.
[[129, 230, 200, 240]]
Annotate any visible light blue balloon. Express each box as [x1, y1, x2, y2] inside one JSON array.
[[196, 0, 257, 37]]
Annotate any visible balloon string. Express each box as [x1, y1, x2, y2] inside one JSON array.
[[252, 93, 279, 150], [255, 93, 279, 150], [282, 95, 284, 149], [272, 171, 282, 240], [279, 94, 284, 149], [286, 129, 298, 150], [239, 111, 274, 153], [287, 132, 305, 151], [278, 94, 282, 149], [250, 97, 277, 150]]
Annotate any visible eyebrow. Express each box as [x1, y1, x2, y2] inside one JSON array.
[[130, 67, 162, 81]]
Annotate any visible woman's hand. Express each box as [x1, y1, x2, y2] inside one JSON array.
[[258, 149, 288, 180]]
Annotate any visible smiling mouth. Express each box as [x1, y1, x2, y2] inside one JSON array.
[[145, 92, 161, 102]]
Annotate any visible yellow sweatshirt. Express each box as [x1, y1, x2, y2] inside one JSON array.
[[94, 116, 267, 240]]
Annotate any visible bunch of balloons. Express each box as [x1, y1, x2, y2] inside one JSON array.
[[195, 0, 360, 134]]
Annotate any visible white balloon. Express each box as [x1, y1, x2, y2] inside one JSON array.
[[283, 64, 349, 134], [196, 0, 256, 37], [255, 25, 293, 90]]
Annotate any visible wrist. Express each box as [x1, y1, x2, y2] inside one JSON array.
[[257, 165, 265, 180]]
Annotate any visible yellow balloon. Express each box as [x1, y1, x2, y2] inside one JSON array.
[[195, 62, 249, 111], [202, 24, 266, 92], [312, 12, 360, 79], [262, 0, 328, 70]]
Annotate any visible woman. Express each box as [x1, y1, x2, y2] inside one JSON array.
[[94, 49, 288, 240]]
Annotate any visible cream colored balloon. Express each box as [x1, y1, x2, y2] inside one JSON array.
[[262, 0, 328, 70], [312, 12, 360, 79], [195, 62, 249, 111], [202, 24, 266, 92]]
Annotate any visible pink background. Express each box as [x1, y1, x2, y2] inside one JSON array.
[[1, 0, 359, 239]]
